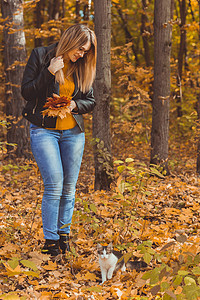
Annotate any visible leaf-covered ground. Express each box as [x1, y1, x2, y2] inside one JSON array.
[[0, 116, 200, 300]]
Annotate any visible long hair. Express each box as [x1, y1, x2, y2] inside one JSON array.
[[55, 24, 97, 93]]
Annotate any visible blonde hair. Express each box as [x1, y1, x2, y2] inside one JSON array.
[[55, 24, 97, 93]]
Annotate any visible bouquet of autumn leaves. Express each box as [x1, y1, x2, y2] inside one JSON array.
[[42, 94, 71, 119]]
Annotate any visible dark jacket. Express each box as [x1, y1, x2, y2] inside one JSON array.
[[21, 43, 96, 131]]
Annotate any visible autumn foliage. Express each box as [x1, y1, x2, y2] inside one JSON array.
[[1, 113, 200, 299], [42, 94, 72, 119], [0, 0, 200, 299]]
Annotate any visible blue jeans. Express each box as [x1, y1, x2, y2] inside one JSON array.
[[30, 124, 85, 240]]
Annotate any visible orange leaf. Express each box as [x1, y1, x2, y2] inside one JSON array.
[[42, 94, 72, 118], [3, 262, 21, 276], [84, 271, 97, 281], [42, 260, 57, 271]]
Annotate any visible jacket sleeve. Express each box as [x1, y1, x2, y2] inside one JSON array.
[[73, 87, 96, 114], [21, 48, 55, 102]]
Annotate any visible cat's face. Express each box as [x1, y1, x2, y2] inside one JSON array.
[[97, 243, 113, 260]]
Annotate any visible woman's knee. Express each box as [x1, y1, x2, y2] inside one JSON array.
[[43, 172, 64, 194]]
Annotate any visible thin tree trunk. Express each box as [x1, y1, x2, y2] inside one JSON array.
[[75, 0, 81, 23], [171, 0, 175, 19], [176, 0, 187, 117], [1, 0, 29, 158], [48, 0, 60, 20], [150, 0, 172, 174], [141, 0, 151, 67], [83, 4, 89, 21], [93, 0, 112, 190], [115, 3, 139, 66], [34, 0, 45, 47], [61, 0, 66, 18], [197, 94, 200, 174], [48, 0, 60, 43], [196, 0, 200, 174]]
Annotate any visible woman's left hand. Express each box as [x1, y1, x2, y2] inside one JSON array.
[[69, 100, 78, 112], [52, 94, 77, 112]]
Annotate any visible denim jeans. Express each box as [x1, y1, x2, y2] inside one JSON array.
[[30, 124, 85, 240]]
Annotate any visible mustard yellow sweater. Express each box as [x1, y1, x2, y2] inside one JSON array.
[[55, 65, 77, 130]]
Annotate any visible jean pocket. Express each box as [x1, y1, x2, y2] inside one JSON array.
[[30, 124, 45, 137], [30, 123, 40, 130]]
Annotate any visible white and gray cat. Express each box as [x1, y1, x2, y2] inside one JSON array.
[[97, 242, 147, 283]]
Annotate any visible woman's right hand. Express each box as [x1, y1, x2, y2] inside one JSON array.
[[48, 56, 64, 75]]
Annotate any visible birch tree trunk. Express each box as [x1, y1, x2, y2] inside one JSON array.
[[1, 0, 29, 157], [93, 0, 112, 190], [150, 0, 172, 174]]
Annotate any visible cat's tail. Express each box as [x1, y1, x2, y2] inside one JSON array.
[[126, 260, 148, 270]]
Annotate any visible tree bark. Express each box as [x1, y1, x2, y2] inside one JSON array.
[[196, 0, 200, 174], [197, 93, 200, 174], [176, 0, 187, 117], [114, 3, 139, 66], [61, 0, 66, 18], [141, 0, 151, 67], [1, 0, 30, 158], [48, 0, 60, 20], [93, 0, 112, 190], [34, 0, 45, 47], [83, 4, 89, 21], [48, 0, 60, 43], [150, 0, 172, 174], [75, 0, 81, 23]]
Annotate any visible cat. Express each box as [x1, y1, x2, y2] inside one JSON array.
[[97, 242, 147, 283]]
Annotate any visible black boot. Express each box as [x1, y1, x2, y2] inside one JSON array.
[[59, 233, 70, 254], [41, 239, 61, 256]]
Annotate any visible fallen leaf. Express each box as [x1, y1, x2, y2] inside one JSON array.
[[42, 260, 57, 271]]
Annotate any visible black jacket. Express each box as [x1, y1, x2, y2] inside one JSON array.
[[21, 43, 96, 131]]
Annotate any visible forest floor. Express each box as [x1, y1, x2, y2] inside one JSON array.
[[0, 115, 200, 300]]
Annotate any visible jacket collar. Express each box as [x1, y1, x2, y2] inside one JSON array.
[[43, 42, 58, 65]]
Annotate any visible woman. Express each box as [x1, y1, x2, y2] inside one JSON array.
[[21, 24, 97, 256]]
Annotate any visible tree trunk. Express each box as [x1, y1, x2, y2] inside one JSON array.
[[83, 4, 89, 21], [176, 0, 187, 117], [61, 0, 66, 18], [34, 0, 45, 47], [196, 0, 200, 175], [1, 0, 30, 158], [197, 93, 200, 174], [115, 3, 139, 66], [75, 0, 81, 23], [93, 0, 112, 190], [150, 0, 172, 174], [141, 0, 151, 67], [48, 0, 60, 43], [48, 0, 60, 20]]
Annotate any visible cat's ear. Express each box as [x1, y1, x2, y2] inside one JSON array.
[[97, 243, 102, 251]]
